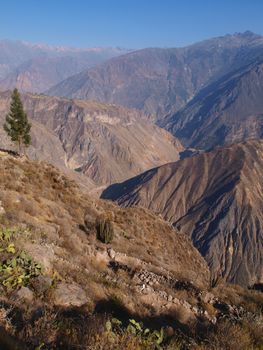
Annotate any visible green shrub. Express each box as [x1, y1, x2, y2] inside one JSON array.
[[0, 227, 42, 290], [96, 218, 114, 244], [105, 317, 165, 349]]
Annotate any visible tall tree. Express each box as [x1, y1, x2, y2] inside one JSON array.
[[3, 89, 31, 153]]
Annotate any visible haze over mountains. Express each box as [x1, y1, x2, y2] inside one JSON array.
[[0, 39, 129, 92], [102, 140, 263, 287]]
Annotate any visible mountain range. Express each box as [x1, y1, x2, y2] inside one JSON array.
[[0, 32, 262, 288], [0, 31, 263, 349], [47, 31, 263, 121]]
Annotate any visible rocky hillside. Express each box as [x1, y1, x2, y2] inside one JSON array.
[[0, 151, 205, 346], [0, 151, 262, 349], [102, 140, 263, 287], [0, 91, 183, 187], [47, 32, 263, 120], [160, 58, 263, 149], [0, 39, 128, 91]]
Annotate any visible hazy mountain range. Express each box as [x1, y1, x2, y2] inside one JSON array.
[[0, 39, 129, 92]]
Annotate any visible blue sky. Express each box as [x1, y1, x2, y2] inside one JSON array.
[[0, 0, 262, 48]]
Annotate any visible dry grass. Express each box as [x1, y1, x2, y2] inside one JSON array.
[[0, 153, 262, 349]]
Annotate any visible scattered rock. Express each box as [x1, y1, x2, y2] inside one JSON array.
[[52, 283, 87, 307], [211, 317, 217, 324], [0, 201, 5, 215], [192, 306, 199, 314], [168, 295, 173, 302], [181, 300, 192, 310], [23, 243, 55, 273], [202, 292, 215, 304], [108, 248, 116, 259], [31, 275, 53, 294], [173, 297, 180, 305], [11, 286, 34, 303], [159, 290, 168, 299]]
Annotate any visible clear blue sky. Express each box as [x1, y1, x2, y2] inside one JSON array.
[[0, 0, 262, 48]]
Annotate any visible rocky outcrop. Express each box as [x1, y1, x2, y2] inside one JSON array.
[[102, 140, 263, 286]]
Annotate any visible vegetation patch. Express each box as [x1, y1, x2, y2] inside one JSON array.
[[0, 227, 42, 291]]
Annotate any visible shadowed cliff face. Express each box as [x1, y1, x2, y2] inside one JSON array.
[[0, 91, 183, 187], [47, 32, 263, 120], [161, 59, 263, 149], [102, 140, 263, 286]]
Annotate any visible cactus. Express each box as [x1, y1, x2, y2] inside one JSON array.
[[209, 269, 222, 289], [96, 218, 114, 244]]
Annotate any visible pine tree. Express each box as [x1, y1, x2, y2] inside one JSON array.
[[3, 88, 31, 153]]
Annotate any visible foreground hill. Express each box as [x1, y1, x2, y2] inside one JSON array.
[[0, 151, 262, 349], [0, 91, 183, 187], [0, 39, 128, 91], [0, 151, 205, 346], [47, 32, 263, 120], [160, 58, 263, 149], [102, 140, 263, 287]]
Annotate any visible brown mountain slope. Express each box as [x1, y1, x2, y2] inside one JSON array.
[[0, 151, 209, 317], [0, 91, 183, 187], [160, 58, 263, 149], [102, 140, 263, 286], [47, 32, 263, 120]]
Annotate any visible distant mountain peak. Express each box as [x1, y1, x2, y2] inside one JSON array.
[[233, 30, 261, 38]]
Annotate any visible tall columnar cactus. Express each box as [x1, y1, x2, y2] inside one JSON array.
[[96, 218, 114, 244]]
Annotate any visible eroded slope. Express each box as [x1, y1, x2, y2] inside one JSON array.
[[102, 140, 263, 286], [161, 59, 263, 149]]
